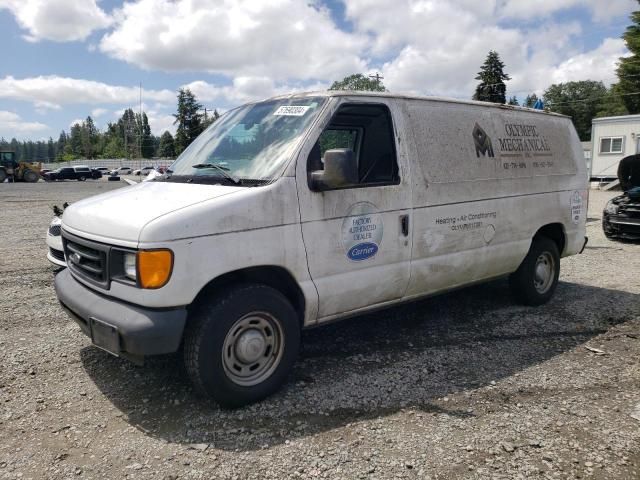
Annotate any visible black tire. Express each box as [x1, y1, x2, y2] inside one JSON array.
[[23, 170, 38, 183], [78, 176, 86, 181], [509, 236, 560, 306], [183, 283, 300, 408]]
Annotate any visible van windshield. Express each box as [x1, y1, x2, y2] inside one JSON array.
[[165, 97, 326, 185]]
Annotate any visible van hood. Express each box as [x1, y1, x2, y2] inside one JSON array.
[[62, 182, 244, 243]]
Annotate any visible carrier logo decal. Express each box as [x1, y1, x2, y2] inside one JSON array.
[[570, 190, 583, 224], [342, 202, 384, 262], [473, 123, 495, 158]]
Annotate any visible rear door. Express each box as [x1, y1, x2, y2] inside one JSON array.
[[296, 98, 413, 321]]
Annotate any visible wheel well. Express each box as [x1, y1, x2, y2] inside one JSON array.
[[534, 223, 566, 254], [190, 266, 305, 324]]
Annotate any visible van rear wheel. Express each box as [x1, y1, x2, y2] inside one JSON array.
[[183, 284, 300, 408], [509, 236, 560, 306]]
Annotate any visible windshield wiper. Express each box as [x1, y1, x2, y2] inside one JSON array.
[[191, 163, 239, 184]]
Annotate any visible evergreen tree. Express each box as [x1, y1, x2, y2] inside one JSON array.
[[473, 51, 511, 104], [69, 123, 83, 157], [329, 73, 386, 92], [158, 131, 176, 158], [524, 93, 539, 108], [47, 137, 55, 162], [508, 96, 519, 106], [137, 112, 154, 158], [174, 88, 203, 155], [201, 108, 220, 130], [616, 2, 640, 113], [56, 131, 67, 161], [81, 116, 98, 158]]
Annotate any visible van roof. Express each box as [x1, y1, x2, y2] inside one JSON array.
[[267, 90, 569, 118]]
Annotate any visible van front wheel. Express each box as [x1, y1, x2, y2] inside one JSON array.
[[509, 236, 560, 306], [183, 284, 300, 408]]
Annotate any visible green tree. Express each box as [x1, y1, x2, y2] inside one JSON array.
[[136, 112, 154, 158], [473, 51, 511, 104], [201, 108, 220, 130], [543, 80, 609, 141], [47, 137, 55, 162], [158, 131, 176, 158], [174, 88, 203, 155], [616, 2, 640, 113], [524, 93, 539, 108], [56, 131, 67, 161], [81, 116, 98, 158], [595, 84, 629, 118], [329, 73, 386, 91], [508, 96, 519, 106], [69, 123, 83, 157]]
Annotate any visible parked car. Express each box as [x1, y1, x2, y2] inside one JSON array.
[[110, 166, 132, 175], [603, 187, 640, 240], [44, 166, 93, 181], [54, 91, 588, 407], [95, 167, 110, 173], [91, 168, 103, 179], [133, 166, 155, 176], [46, 216, 66, 268]]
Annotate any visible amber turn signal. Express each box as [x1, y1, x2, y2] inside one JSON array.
[[137, 249, 173, 289]]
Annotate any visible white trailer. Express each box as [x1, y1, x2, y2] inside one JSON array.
[[591, 114, 640, 180]]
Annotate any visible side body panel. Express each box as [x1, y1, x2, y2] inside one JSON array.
[[402, 100, 587, 299]]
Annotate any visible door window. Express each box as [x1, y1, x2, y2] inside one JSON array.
[[307, 103, 399, 189]]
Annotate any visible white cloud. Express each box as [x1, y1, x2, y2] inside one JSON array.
[[91, 108, 108, 118], [182, 77, 328, 106], [99, 0, 366, 80], [146, 111, 176, 136], [0, 76, 175, 109], [550, 38, 629, 85], [0, 111, 47, 138], [498, 0, 636, 23], [344, 0, 633, 99], [68, 118, 85, 128], [0, 0, 111, 42]]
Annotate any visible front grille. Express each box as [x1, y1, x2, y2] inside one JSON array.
[[49, 248, 65, 262], [62, 231, 110, 289], [48, 224, 61, 236]]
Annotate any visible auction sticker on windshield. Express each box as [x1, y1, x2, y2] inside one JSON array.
[[342, 202, 384, 262], [273, 105, 311, 116]]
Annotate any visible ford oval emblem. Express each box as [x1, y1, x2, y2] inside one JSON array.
[[347, 242, 378, 261]]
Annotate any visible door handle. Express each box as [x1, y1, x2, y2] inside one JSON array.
[[400, 214, 409, 237]]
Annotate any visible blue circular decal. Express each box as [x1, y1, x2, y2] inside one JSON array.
[[347, 242, 379, 261]]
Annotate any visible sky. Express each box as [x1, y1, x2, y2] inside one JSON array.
[[0, 0, 637, 141]]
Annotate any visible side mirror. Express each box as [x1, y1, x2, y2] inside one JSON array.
[[310, 148, 358, 191]]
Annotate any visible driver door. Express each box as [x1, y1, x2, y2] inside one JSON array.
[[296, 98, 413, 321]]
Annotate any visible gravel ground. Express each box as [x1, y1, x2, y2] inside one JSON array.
[[0, 182, 639, 480]]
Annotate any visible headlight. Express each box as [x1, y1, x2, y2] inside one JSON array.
[[604, 201, 618, 215], [123, 252, 137, 280]]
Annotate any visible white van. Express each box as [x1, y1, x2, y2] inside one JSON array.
[[54, 92, 588, 406]]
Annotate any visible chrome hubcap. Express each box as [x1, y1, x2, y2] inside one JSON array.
[[533, 252, 555, 294], [222, 312, 283, 387]]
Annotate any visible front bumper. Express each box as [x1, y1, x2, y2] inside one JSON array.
[[54, 268, 187, 360], [603, 213, 640, 240]]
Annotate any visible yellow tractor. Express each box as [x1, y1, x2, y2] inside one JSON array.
[[0, 150, 41, 183]]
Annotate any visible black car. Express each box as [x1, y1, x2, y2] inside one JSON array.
[[603, 188, 640, 240], [44, 166, 93, 181]]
